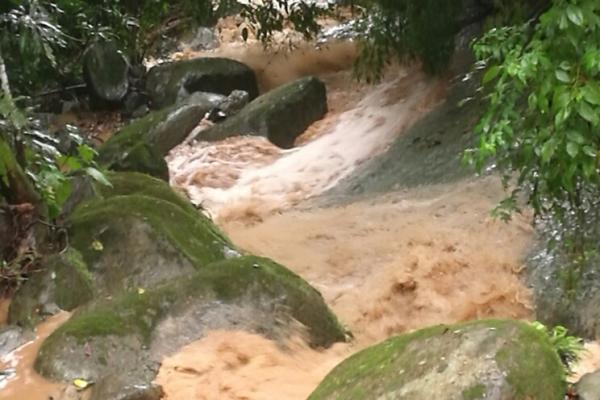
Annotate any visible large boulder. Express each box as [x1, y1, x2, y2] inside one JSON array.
[[83, 41, 129, 103], [308, 320, 566, 400], [197, 76, 327, 149], [528, 248, 600, 340], [145, 57, 259, 109], [67, 182, 233, 297], [97, 104, 207, 178], [35, 255, 347, 400], [8, 248, 94, 327], [9, 172, 229, 326]]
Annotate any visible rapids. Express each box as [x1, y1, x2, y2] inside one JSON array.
[[2, 24, 600, 400]]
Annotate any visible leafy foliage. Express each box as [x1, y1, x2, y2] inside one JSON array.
[[532, 321, 584, 374], [350, 0, 461, 80], [465, 0, 600, 261]]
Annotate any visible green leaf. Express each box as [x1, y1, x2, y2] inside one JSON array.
[[85, 167, 112, 187], [541, 139, 557, 163], [77, 145, 97, 164], [583, 84, 600, 106], [567, 142, 579, 158], [578, 102, 598, 124], [483, 66, 500, 84], [583, 145, 597, 158], [566, 5, 584, 26], [555, 69, 571, 83], [567, 131, 585, 144]]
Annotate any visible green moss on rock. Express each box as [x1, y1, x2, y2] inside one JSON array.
[[68, 194, 233, 295], [199, 76, 327, 149], [308, 320, 566, 400], [8, 248, 94, 327], [35, 256, 346, 383], [98, 103, 204, 179]]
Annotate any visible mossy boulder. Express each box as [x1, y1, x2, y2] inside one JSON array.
[[35, 256, 346, 399], [146, 57, 259, 109], [197, 76, 327, 149], [308, 320, 566, 400], [83, 41, 129, 102], [97, 103, 210, 178], [68, 193, 234, 296], [8, 248, 93, 327]]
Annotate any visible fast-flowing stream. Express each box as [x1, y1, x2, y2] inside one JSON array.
[[1, 31, 600, 400]]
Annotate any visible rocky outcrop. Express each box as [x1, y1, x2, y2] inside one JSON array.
[[576, 370, 600, 400], [197, 76, 327, 148], [83, 41, 130, 103], [8, 248, 93, 327], [8, 173, 233, 327], [308, 320, 566, 400], [35, 256, 346, 399], [67, 180, 233, 297], [97, 104, 204, 178], [528, 248, 600, 340], [145, 57, 258, 109]]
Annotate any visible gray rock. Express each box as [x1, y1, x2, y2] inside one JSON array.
[[83, 41, 129, 102], [35, 256, 346, 398], [528, 247, 600, 340], [197, 76, 327, 149], [0, 325, 34, 355], [309, 320, 566, 400], [180, 27, 219, 51], [98, 102, 214, 178], [146, 57, 258, 109], [8, 248, 94, 327], [577, 370, 600, 400], [91, 374, 164, 400], [122, 91, 149, 117], [180, 91, 226, 108], [218, 89, 250, 116], [131, 104, 150, 119]]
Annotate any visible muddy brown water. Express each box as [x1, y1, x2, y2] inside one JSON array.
[[3, 36, 600, 400], [0, 311, 69, 400]]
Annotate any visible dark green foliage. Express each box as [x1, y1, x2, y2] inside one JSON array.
[[466, 0, 600, 268], [353, 0, 461, 79]]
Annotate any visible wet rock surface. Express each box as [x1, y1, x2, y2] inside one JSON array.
[[326, 73, 480, 203], [527, 247, 600, 340], [9, 248, 93, 327], [0, 325, 33, 356], [308, 320, 565, 400], [83, 41, 130, 103], [197, 76, 327, 149], [97, 103, 207, 178], [34, 256, 346, 397], [146, 57, 259, 109], [576, 370, 600, 400]]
